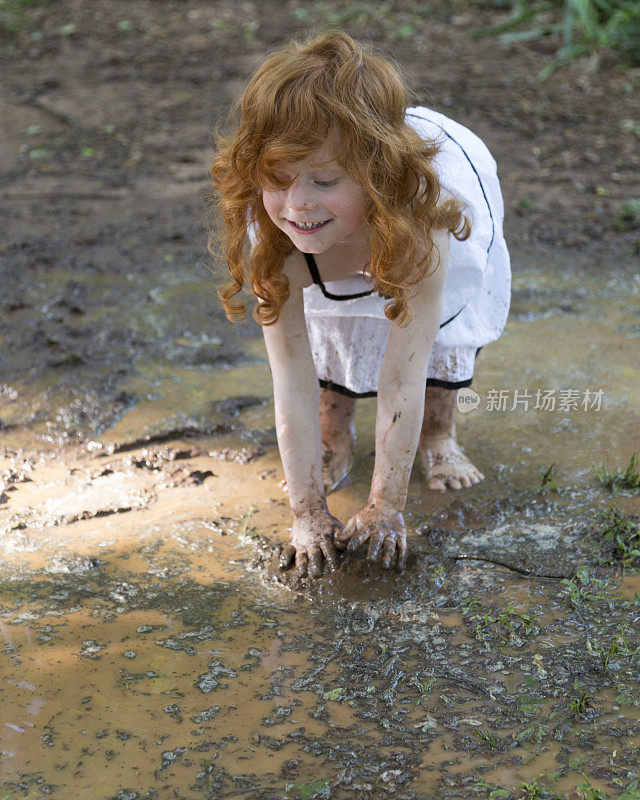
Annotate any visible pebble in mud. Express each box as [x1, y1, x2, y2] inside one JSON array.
[[208, 445, 263, 464], [80, 640, 105, 658]]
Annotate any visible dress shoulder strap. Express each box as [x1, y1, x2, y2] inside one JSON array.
[[303, 252, 323, 285], [302, 252, 375, 301]]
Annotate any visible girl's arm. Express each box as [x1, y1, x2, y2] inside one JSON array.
[[336, 230, 450, 568], [261, 252, 341, 576]]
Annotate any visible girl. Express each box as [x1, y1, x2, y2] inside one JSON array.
[[211, 31, 510, 576]]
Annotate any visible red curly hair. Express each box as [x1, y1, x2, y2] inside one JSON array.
[[210, 30, 469, 326]]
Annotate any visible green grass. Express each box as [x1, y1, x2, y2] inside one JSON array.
[[595, 506, 640, 567], [466, 601, 541, 645], [612, 198, 640, 231], [471, 727, 499, 748], [539, 463, 559, 491], [292, 780, 331, 799], [473, 0, 640, 78], [569, 689, 594, 713], [0, 0, 50, 35], [595, 453, 640, 493]]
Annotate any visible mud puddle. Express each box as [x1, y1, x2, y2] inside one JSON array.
[[1, 144, 640, 800], [1, 257, 640, 798]]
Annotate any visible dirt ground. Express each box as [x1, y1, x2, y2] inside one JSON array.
[[1, 2, 640, 799]]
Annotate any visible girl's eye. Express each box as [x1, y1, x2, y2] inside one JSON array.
[[314, 179, 338, 188]]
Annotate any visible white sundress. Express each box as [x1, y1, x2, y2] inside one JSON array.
[[303, 106, 511, 396], [251, 106, 511, 396]]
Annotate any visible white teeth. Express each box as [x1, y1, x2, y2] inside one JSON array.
[[291, 221, 325, 230]]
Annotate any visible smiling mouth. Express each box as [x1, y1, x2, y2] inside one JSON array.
[[287, 220, 330, 232]]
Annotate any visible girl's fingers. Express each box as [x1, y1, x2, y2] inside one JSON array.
[[381, 535, 397, 569], [366, 530, 385, 563], [334, 531, 348, 550], [335, 518, 355, 544], [279, 545, 295, 570], [295, 549, 308, 577], [348, 526, 370, 553], [321, 538, 339, 572], [397, 536, 407, 571], [308, 548, 323, 578]]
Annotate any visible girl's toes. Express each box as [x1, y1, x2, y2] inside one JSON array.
[[428, 477, 447, 492], [447, 477, 463, 490], [459, 474, 472, 488]]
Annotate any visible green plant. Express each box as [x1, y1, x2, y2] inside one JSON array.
[[561, 567, 610, 604], [293, 780, 331, 799], [615, 779, 640, 800], [569, 689, 594, 714], [238, 505, 258, 540], [595, 453, 640, 492], [469, 603, 541, 645], [520, 779, 547, 799], [586, 623, 639, 671], [473, 0, 640, 79], [612, 199, 640, 231], [596, 506, 640, 567], [473, 782, 511, 799], [539, 463, 559, 491], [577, 776, 607, 800], [471, 727, 499, 748], [589, 635, 620, 670], [0, 0, 50, 35]]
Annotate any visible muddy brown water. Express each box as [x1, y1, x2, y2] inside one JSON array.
[[2, 2, 640, 798], [1, 280, 639, 799]]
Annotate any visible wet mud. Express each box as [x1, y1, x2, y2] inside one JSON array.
[[1, 374, 639, 799], [2, 1, 640, 798]]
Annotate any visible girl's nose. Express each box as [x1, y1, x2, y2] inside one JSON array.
[[286, 181, 317, 211]]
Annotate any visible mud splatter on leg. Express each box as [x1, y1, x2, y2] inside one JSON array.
[[319, 388, 356, 493]]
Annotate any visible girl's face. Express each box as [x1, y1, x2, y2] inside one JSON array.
[[260, 146, 369, 254]]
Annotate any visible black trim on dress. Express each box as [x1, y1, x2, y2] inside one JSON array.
[[303, 252, 374, 300], [319, 348, 482, 397], [304, 252, 465, 329], [320, 375, 473, 397], [319, 379, 377, 398]]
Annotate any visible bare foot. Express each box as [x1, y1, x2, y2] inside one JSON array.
[[419, 385, 484, 491], [419, 433, 484, 491]]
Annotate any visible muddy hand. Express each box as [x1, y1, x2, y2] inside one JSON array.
[[335, 503, 407, 570], [279, 509, 342, 578]]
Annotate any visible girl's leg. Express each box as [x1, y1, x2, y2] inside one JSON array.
[[319, 387, 356, 493], [418, 385, 484, 491]]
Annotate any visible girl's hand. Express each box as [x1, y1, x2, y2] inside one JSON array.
[[279, 510, 342, 578], [335, 502, 407, 570]]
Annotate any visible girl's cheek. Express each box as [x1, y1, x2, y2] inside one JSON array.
[[261, 191, 280, 224]]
